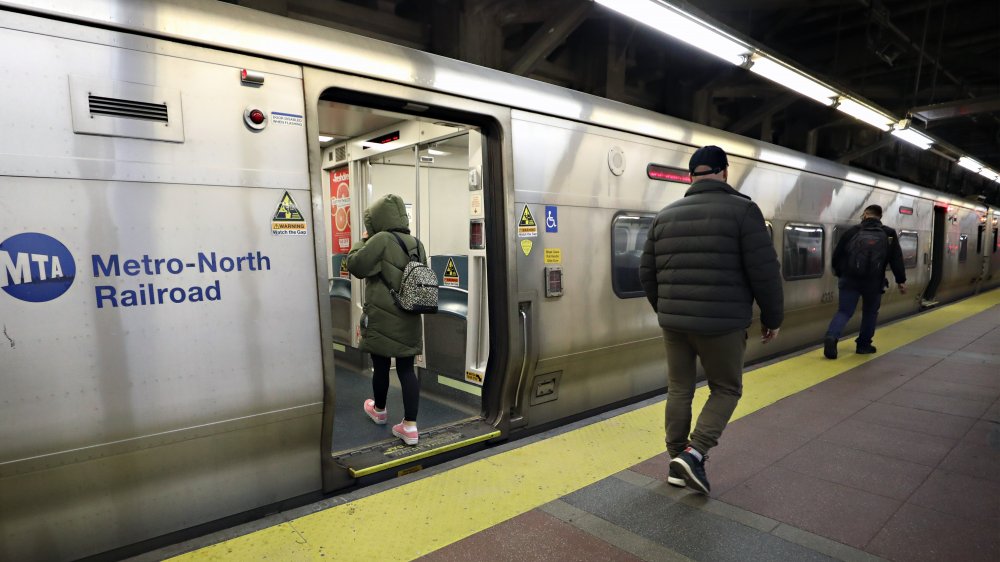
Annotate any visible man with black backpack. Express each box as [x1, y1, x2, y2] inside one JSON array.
[[824, 204, 907, 359]]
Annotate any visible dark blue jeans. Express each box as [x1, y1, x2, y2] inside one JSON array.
[[826, 281, 883, 346]]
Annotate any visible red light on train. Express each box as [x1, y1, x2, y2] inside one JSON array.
[[647, 164, 691, 184], [899, 206, 914, 215]]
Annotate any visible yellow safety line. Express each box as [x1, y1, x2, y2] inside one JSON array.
[[350, 429, 501, 478], [173, 289, 1000, 562]]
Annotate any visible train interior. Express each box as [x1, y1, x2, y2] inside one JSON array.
[[317, 97, 497, 480]]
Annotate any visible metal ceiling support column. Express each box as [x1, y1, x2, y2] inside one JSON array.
[[837, 135, 894, 163], [460, 0, 505, 69], [506, 0, 591, 76]]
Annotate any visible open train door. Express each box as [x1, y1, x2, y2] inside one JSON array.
[[302, 69, 514, 492], [922, 204, 948, 306]]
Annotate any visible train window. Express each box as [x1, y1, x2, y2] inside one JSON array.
[[898, 231, 918, 269], [958, 234, 968, 262], [611, 212, 654, 298], [765, 220, 773, 240], [977, 224, 985, 254], [782, 223, 825, 280], [994, 228, 999, 254]]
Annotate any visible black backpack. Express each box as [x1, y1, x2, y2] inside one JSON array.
[[844, 224, 888, 278], [386, 232, 438, 314]]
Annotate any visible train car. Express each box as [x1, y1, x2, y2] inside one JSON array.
[[1, 1, 997, 560]]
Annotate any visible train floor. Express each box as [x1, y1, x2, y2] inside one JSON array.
[[135, 289, 999, 562]]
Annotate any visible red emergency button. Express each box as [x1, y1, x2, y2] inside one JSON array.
[[243, 106, 267, 130]]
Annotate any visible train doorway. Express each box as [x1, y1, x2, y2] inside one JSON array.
[[311, 87, 503, 490]]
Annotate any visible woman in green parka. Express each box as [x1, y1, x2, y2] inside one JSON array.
[[346, 194, 427, 446]]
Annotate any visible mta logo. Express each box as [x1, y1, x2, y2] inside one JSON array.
[[1, 233, 76, 303]]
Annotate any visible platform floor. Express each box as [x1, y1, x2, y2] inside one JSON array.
[[152, 289, 1000, 562]]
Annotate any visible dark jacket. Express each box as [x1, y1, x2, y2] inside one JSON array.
[[639, 179, 783, 334], [832, 217, 906, 291], [346, 194, 427, 357]]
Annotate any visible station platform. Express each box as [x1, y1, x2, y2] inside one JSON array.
[[142, 289, 999, 562]]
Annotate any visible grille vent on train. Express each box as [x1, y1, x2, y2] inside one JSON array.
[[88, 95, 169, 122], [69, 76, 184, 142], [335, 145, 347, 162]]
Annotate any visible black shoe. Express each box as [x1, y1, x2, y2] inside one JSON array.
[[824, 335, 838, 359], [667, 464, 686, 487], [669, 450, 710, 494], [856, 344, 877, 354]]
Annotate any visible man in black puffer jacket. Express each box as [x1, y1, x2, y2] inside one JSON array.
[[640, 145, 783, 495]]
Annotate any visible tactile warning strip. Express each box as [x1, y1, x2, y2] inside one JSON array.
[[173, 288, 1000, 561]]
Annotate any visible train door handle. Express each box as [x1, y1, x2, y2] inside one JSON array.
[[513, 307, 529, 414]]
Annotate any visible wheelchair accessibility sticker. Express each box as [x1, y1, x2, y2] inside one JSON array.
[[545, 206, 558, 233]]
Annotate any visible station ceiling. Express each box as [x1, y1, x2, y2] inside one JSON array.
[[226, 0, 1000, 204]]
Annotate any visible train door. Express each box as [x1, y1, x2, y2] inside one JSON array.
[[922, 204, 948, 305], [305, 77, 509, 491]]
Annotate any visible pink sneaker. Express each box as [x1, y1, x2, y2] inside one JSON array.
[[364, 399, 386, 425], [392, 422, 419, 445]]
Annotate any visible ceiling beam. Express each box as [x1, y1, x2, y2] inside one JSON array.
[[911, 95, 1000, 124], [506, 0, 592, 76], [728, 93, 799, 135], [837, 135, 895, 163]]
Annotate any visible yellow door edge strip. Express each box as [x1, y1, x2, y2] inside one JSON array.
[[349, 429, 501, 478], [172, 289, 1000, 562]]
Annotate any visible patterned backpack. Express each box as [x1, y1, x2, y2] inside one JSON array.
[[387, 232, 438, 314]]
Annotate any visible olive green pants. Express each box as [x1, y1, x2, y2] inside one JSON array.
[[662, 328, 747, 458]]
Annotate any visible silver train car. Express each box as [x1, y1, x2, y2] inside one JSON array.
[[1, 1, 998, 560]]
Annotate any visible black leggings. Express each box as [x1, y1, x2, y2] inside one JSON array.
[[371, 354, 419, 422]]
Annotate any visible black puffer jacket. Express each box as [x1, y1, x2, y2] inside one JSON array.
[[639, 179, 783, 334]]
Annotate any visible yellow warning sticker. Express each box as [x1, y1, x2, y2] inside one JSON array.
[[271, 191, 308, 235], [465, 371, 484, 385], [339, 258, 350, 279], [520, 239, 533, 256], [443, 257, 460, 287], [544, 248, 561, 264], [517, 205, 538, 238]]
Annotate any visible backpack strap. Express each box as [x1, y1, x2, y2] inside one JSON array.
[[389, 231, 420, 261]]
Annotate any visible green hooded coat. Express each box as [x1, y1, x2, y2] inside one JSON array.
[[346, 194, 427, 357]]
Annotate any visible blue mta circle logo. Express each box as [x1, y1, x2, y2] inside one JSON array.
[[1, 233, 76, 303]]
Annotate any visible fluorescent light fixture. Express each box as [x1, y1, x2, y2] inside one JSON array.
[[835, 98, 894, 131], [594, 0, 751, 66], [319, 135, 334, 143], [890, 123, 933, 150], [958, 157, 983, 172], [978, 168, 999, 181], [426, 148, 450, 156], [748, 57, 836, 106]]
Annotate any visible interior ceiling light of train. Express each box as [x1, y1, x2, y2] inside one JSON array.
[[225, 0, 1000, 204]]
